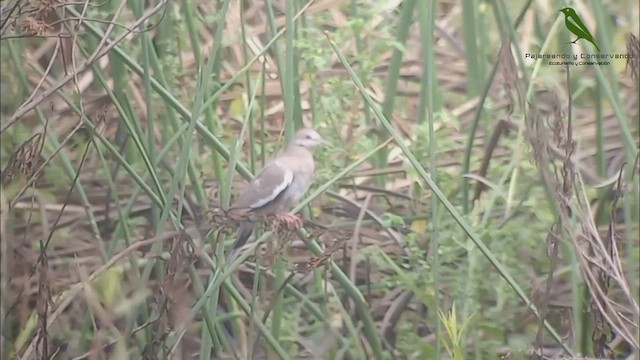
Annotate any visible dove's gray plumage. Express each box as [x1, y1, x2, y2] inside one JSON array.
[[227, 128, 328, 251]]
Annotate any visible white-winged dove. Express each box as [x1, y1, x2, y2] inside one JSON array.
[[227, 128, 329, 250]]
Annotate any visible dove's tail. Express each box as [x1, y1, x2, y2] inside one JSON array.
[[232, 221, 255, 250]]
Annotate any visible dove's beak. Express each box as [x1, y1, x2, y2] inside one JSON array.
[[321, 138, 332, 148]]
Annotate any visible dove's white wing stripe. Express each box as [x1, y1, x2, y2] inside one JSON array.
[[249, 167, 293, 209]]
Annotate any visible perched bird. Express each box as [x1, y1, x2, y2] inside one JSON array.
[[227, 128, 329, 252], [559, 7, 600, 52]]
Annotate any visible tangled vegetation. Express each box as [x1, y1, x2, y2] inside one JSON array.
[[0, 0, 638, 359]]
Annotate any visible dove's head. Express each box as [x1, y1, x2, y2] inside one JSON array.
[[291, 128, 330, 149]]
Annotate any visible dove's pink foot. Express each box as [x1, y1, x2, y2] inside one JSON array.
[[276, 212, 304, 229]]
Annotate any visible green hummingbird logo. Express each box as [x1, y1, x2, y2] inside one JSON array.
[[559, 7, 600, 52]]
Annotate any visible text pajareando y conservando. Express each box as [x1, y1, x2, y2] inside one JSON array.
[[525, 53, 633, 60]]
